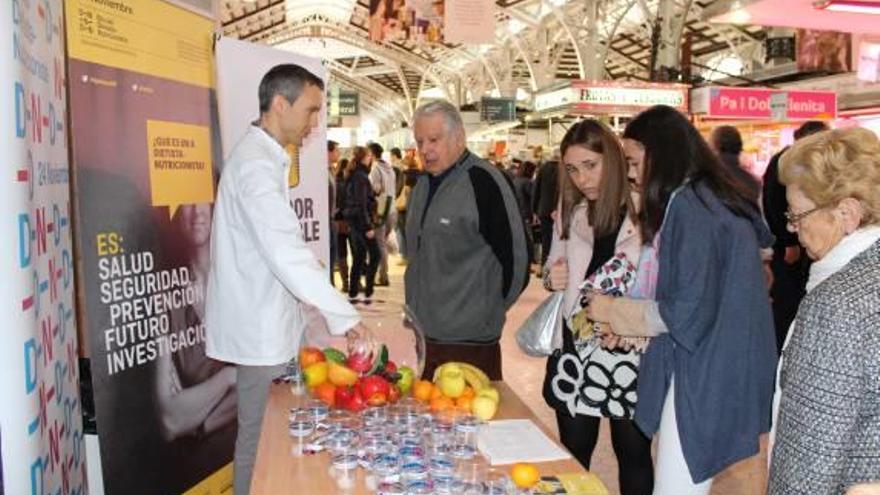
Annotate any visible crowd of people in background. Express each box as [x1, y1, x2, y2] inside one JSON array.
[[207, 62, 878, 495], [328, 141, 427, 303], [323, 107, 879, 495]]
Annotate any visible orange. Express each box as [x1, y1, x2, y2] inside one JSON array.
[[412, 380, 434, 403], [455, 394, 473, 412], [510, 463, 540, 489], [429, 395, 454, 413], [312, 382, 337, 407], [430, 385, 445, 400], [460, 386, 475, 400]]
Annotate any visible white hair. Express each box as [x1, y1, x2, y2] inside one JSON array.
[[412, 100, 464, 134]]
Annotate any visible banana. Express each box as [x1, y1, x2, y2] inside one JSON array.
[[460, 363, 490, 385], [461, 366, 488, 392], [432, 361, 491, 391]]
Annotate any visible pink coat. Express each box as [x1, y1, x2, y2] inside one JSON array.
[[545, 203, 643, 316]]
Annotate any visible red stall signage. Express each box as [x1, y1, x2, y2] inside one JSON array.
[[692, 86, 837, 120], [570, 80, 690, 115]]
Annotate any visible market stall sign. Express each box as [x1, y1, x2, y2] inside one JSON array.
[[534, 87, 577, 112], [339, 91, 359, 116], [480, 97, 516, 122], [691, 86, 837, 120], [570, 80, 690, 114]]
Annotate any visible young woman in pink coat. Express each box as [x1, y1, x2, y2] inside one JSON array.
[[541, 119, 652, 495]]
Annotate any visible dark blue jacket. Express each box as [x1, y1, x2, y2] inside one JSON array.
[[634, 182, 778, 482]]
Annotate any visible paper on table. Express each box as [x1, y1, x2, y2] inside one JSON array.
[[477, 419, 572, 465]]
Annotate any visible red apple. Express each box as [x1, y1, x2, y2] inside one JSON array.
[[359, 375, 390, 406], [344, 388, 366, 412], [335, 385, 354, 407], [388, 384, 401, 404], [384, 360, 397, 374]]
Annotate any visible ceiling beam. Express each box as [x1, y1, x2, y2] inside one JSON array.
[[221, 0, 284, 28]]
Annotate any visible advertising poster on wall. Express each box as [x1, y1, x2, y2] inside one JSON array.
[[215, 36, 330, 268], [797, 29, 852, 72], [1, 1, 87, 495], [445, 0, 493, 45], [369, 0, 445, 43], [64, 0, 232, 494]]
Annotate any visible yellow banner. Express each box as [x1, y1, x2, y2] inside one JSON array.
[[65, 0, 214, 88], [146, 119, 214, 218], [182, 463, 233, 495]]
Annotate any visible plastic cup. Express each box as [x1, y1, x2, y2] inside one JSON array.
[[288, 411, 315, 457], [483, 468, 510, 495], [454, 458, 487, 494], [377, 481, 406, 495], [332, 453, 359, 491], [405, 479, 435, 494], [304, 400, 329, 422]]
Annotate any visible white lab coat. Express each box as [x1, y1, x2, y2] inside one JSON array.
[[205, 126, 359, 366]]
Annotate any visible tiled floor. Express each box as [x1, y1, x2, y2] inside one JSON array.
[[342, 254, 768, 495]]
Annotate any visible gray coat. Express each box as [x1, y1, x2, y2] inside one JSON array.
[[404, 151, 529, 342], [768, 239, 880, 495]]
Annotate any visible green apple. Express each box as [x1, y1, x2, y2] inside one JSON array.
[[476, 387, 500, 404], [471, 396, 498, 420], [396, 366, 415, 395], [437, 366, 466, 398]]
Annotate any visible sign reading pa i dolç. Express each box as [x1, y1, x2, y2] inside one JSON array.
[[690, 86, 838, 120]]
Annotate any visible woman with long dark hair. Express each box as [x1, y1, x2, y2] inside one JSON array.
[[342, 147, 380, 303], [585, 106, 777, 494], [542, 120, 653, 495]]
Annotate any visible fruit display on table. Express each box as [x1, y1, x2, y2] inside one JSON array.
[[409, 361, 502, 420], [298, 344, 415, 413]]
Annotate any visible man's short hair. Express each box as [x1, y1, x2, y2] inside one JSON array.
[[368, 142, 384, 158], [258, 64, 324, 113], [328, 140, 339, 152], [390, 147, 402, 160], [412, 100, 464, 134], [794, 120, 829, 140]]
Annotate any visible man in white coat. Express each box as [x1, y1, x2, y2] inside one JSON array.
[[205, 64, 370, 495]]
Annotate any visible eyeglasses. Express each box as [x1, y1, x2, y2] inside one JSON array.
[[784, 206, 823, 226]]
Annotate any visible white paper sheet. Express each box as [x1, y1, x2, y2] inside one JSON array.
[[477, 419, 572, 465]]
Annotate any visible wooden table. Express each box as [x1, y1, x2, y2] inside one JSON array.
[[251, 382, 592, 494]]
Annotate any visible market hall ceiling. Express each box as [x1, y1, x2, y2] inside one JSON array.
[[220, 0, 766, 124]]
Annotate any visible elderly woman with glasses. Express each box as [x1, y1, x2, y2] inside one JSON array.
[[768, 127, 880, 494]]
